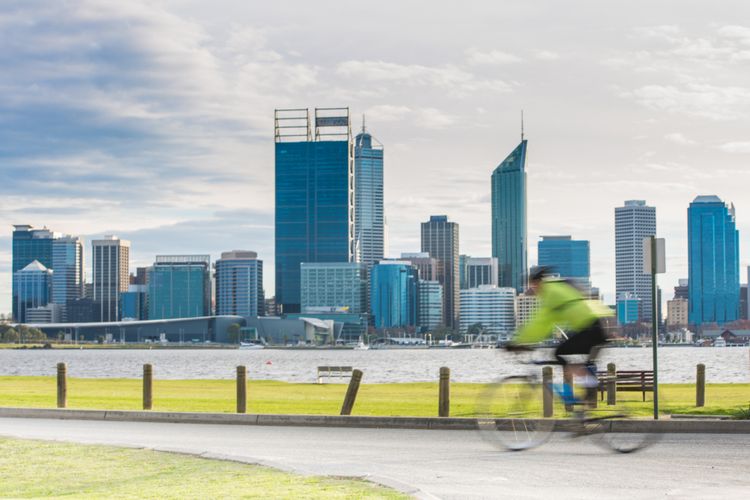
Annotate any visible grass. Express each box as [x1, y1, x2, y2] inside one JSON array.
[[0, 376, 748, 417], [0, 437, 407, 499]]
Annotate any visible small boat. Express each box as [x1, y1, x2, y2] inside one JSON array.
[[353, 342, 370, 350], [239, 341, 265, 350]]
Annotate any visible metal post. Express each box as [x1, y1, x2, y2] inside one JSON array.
[[607, 362, 616, 405], [237, 365, 247, 413], [650, 236, 659, 420], [696, 363, 705, 407], [340, 369, 363, 416], [439, 367, 450, 417], [56, 362, 67, 408], [542, 366, 553, 417], [143, 364, 153, 410]]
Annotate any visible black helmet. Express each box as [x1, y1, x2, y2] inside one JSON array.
[[529, 265, 553, 282]]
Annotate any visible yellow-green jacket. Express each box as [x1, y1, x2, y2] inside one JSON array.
[[514, 279, 613, 344]]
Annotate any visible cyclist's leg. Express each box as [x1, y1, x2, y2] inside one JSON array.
[[555, 321, 608, 405]]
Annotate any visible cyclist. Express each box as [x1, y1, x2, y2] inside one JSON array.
[[507, 266, 614, 402]]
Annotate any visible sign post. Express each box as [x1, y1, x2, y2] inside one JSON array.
[[643, 236, 665, 419]]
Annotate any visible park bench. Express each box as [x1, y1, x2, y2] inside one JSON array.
[[597, 370, 654, 402], [317, 366, 353, 384]]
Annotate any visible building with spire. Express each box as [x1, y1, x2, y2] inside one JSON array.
[[354, 117, 384, 269]]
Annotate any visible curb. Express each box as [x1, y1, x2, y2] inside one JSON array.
[[0, 407, 748, 434]]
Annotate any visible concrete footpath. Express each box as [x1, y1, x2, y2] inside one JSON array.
[[1, 407, 749, 433]]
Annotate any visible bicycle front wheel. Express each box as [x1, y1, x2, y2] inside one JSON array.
[[475, 376, 556, 451], [585, 391, 666, 453]]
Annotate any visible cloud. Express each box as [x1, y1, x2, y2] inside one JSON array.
[[664, 132, 696, 145], [534, 50, 560, 61], [622, 84, 750, 120], [365, 105, 412, 122], [718, 141, 750, 153], [466, 48, 522, 65]]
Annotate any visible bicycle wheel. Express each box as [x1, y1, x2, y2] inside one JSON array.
[[585, 389, 665, 453], [475, 376, 556, 451]]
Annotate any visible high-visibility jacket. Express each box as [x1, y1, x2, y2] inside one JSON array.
[[514, 279, 613, 344]]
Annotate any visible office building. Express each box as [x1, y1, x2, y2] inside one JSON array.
[[417, 280, 443, 332], [147, 255, 211, 320], [354, 121, 384, 268], [674, 279, 689, 300], [92, 236, 130, 322], [459, 285, 516, 337], [51, 235, 84, 320], [370, 261, 418, 329], [66, 298, 101, 323], [688, 195, 740, 325], [400, 252, 440, 281], [130, 267, 148, 286], [13, 260, 53, 323], [538, 236, 590, 280], [26, 303, 62, 324], [300, 262, 366, 314], [464, 257, 499, 289], [491, 139, 528, 293], [274, 108, 354, 314], [421, 215, 459, 328], [12, 225, 55, 321], [615, 200, 656, 322], [616, 292, 640, 325], [215, 250, 264, 317], [120, 285, 147, 321], [666, 298, 689, 330], [515, 293, 539, 327]]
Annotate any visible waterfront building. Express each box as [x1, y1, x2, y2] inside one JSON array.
[[354, 121, 384, 268], [464, 257, 499, 289], [12, 225, 55, 321], [616, 292, 640, 325], [370, 261, 418, 329], [615, 200, 656, 322], [538, 236, 590, 280], [65, 298, 101, 323], [491, 140, 528, 293], [300, 262, 366, 314], [92, 236, 130, 322], [421, 215, 459, 328], [274, 108, 354, 314], [459, 285, 516, 337], [666, 298, 689, 330], [400, 252, 440, 281], [13, 260, 53, 323], [688, 195, 740, 325], [26, 303, 62, 324], [215, 250, 264, 317], [120, 285, 147, 321], [515, 293, 539, 327], [417, 280, 443, 332], [51, 235, 84, 321], [147, 255, 211, 320]]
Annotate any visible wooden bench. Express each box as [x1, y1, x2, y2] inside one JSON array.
[[317, 366, 353, 384], [597, 370, 654, 402]]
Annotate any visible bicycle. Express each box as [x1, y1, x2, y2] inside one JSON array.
[[475, 349, 664, 453]]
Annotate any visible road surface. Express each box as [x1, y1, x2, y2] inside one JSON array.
[[0, 418, 747, 499]]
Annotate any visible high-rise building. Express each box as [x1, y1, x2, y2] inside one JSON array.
[[130, 267, 148, 286], [13, 260, 53, 323], [667, 298, 688, 330], [92, 235, 130, 322], [12, 225, 55, 321], [417, 280, 443, 333], [742, 284, 749, 321], [400, 252, 440, 282], [354, 121, 384, 268], [51, 235, 84, 321], [515, 293, 539, 327], [688, 195, 740, 326], [421, 215, 459, 328], [370, 261, 418, 329], [615, 200, 656, 321], [274, 108, 354, 314], [538, 236, 590, 281], [464, 257, 499, 289], [147, 255, 211, 320], [215, 250, 264, 318], [459, 286, 516, 337], [120, 285, 147, 321], [491, 140, 528, 293], [616, 292, 641, 325], [300, 262, 366, 314], [674, 279, 689, 300]]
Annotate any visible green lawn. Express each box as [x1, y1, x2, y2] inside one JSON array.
[[0, 376, 747, 417], [0, 437, 406, 499]]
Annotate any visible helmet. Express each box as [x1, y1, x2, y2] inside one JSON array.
[[529, 266, 553, 282]]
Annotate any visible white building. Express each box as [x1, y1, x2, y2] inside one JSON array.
[[515, 293, 539, 327], [459, 285, 516, 336], [464, 257, 499, 289], [25, 303, 62, 324], [615, 200, 656, 321], [666, 298, 689, 329]]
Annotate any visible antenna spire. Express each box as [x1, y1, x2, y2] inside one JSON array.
[[521, 110, 524, 141], [362, 114, 366, 134]]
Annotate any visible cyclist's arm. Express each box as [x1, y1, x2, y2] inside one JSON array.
[[513, 305, 556, 345]]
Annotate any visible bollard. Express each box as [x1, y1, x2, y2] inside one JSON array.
[[696, 363, 705, 407], [439, 367, 450, 417], [607, 362, 616, 405], [340, 369, 363, 416], [236, 365, 247, 414], [143, 364, 153, 410], [542, 366, 553, 417], [56, 362, 67, 409]]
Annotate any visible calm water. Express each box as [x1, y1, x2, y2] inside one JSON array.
[[0, 346, 748, 383]]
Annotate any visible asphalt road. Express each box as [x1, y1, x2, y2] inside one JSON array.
[[0, 418, 748, 499]]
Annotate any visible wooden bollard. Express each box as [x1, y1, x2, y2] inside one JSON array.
[[607, 362, 616, 406], [696, 363, 705, 407], [236, 365, 247, 414], [439, 367, 450, 417], [542, 366, 553, 418], [143, 364, 153, 410], [340, 369, 363, 416], [56, 362, 67, 408]]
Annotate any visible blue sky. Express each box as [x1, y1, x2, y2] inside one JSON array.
[[2, 0, 750, 313]]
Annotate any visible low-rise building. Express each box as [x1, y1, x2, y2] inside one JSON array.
[[666, 298, 688, 330], [459, 285, 516, 337]]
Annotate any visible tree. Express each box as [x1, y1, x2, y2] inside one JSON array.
[[25, 328, 47, 343], [227, 323, 241, 344], [2, 328, 19, 344], [467, 323, 484, 337]]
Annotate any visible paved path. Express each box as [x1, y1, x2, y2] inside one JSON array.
[[0, 418, 748, 499]]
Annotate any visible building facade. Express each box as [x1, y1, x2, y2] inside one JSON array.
[[400, 252, 440, 281], [354, 123, 384, 268], [537, 236, 590, 280], [300, 262, 366, 314], [616, 292, 641, 325], [674, 279, 689, 300], [491, 140, 528, 293], [421, 215, 459, 329], [515, 293, 539, 328], [274, 108, 354, 314], [92, 236, 130, 322], [12, 225, 55, 321], [464, 257, 499, 289], [688, 195, 740, 326], [147, 255, 211, 320], [51, 235, 84, 321], [13, 260, 53, 323], [417, 280, 443, 333], [215, 250, 264, 318], [370, 262, 418, 329], [120, 285, 147, 321], [459, 285, 516, 337], [615, 200, 656, 322], [666, 298, 689, 330]]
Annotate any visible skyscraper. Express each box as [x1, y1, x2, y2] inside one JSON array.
[[13, 260, 53, 323], [421, 215, 459, 328], [370, 261, 418, 329], [300, 262, 366, 314], [491, 140, 528, 292], [615, 200, 656, 321], [274, 108, 354, 313], [215, 251, 264, 317], [12, 225, 55, 321], [92, 235, 130, 322], [687, 195, 740, 326], [354, 120, 384, 268], [147, 255, 211, 320], [538, 236, 590, 280], [51, 235, 84, 320], [400, 252, 440, 281]]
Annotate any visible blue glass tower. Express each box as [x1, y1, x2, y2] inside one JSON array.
[[491, 140, 527, 292], [537, 236, 590, 280], [354, 120, 384, 268], [215, 250, 264, 317], [147, 255, 211, 320], [12, 225, 55, 321], [688, 195, 740, 326], [274, 108, 354, 313], [370, 262, 418, 329], [13, 260, 52, 323]]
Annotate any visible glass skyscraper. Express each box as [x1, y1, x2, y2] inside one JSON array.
[[147, 255, 211, 320], [421, 215, 459, 328], [215, 251, 264, 317], [274, 108, 354, 313], [537, 236, 590, 280], [491, 140, 527, 293], [615, 200, 656, 322], [687, 195, 740, 326], [354, 122, 384, 268], [14, 260, 53, 323], [52, 235, 84, 320], [12, 225, 55, 321], [417, 280, 443, 333], [370, 262, 418, 329]]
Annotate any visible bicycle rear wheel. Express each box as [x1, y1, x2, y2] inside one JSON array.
[[476, 376, 556, 451]]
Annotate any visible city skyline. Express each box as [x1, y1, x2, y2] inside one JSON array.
[[3, 2, 750, 313]]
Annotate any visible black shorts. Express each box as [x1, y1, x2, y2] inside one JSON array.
[[554, 320, 608, 365]]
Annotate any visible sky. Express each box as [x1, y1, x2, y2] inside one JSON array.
[[1, 0, 750, 314]]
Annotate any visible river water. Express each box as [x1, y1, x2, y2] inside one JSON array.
[[1, 346, 748, 383]]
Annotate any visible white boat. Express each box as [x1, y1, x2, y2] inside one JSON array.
[[239, 341, 265, 350], [353, 342, 370, 350], [713, 338, 727, 347]]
